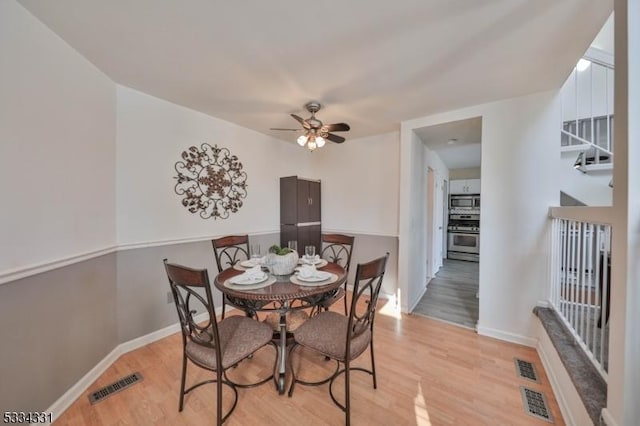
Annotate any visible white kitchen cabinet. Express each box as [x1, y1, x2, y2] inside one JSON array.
[[466, 178, 481, 194], [449, 180, 466, 194], [450, 179, 481, 194]]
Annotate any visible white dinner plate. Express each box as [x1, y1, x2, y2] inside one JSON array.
[[296, 270, 332, 282], [224, 276, 276, 290], [239, 260, 260, 268], [298, 258, 327, 267], [230, 273, 268, 285]]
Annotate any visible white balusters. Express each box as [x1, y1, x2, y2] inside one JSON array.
[[549, 217, 610, 379]]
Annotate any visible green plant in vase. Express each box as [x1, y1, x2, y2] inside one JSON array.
[[266, 245, 298, 275], [268, 245, 293, 255]]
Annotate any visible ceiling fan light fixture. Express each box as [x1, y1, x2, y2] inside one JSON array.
[[273, 102, 350, 150], [307, 139, 317, 151]]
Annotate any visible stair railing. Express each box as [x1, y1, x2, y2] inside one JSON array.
[[563, 129, 614, 170], [548, 207, 611, 379], [561, 49, 614, 170]]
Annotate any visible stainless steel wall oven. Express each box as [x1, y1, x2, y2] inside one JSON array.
[[447, 213, 480, 262]]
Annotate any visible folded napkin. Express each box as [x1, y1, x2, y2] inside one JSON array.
[[298, 264, 318, 279], [238, 266, 265, 280]]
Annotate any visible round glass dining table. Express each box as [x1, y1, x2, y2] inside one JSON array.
[[213, 262, 347, 394]]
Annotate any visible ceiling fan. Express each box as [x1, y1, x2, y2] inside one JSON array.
[[271, 102, 351, 151]]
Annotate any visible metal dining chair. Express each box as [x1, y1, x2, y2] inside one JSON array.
[[163, 259, 275, 425], [315, 234, 355, 315], [211, 235, 250, 319], [287, 253, 389, 426]]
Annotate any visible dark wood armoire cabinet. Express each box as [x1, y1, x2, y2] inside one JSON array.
[[280, 176, 321, 254]]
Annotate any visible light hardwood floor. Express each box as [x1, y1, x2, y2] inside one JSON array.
[[56, 296, 563, 425]]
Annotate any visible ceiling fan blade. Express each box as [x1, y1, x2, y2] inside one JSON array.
[[270, 128, 301, 131], [325, 133, 345, 144], [322, 122, 350, 132], [291, 114, 311, 129]]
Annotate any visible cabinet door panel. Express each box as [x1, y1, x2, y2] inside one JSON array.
[[297, 180, 310, 223], [297, 225, 310, 251], [467, 179, 481, 194], [449, 180, 466, 194], [297, 225, 321, 255], [280, 225, 297, 248], [308, 181, 321, 222], [280, 176, 298, 224], [308, 225, 321, 254]]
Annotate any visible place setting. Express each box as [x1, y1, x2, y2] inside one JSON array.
[[224, 265, 275, 290], [297, 245, 328, 268], [290, 263, 337, 287], [234, 243, 265, 270]]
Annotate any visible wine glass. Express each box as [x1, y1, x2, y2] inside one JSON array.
[[304, 245, 316, 263], [287, 240, 298, 253], [250, 244, 261, 266]]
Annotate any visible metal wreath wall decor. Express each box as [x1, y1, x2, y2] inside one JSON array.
[[174, 143, 247, 220]]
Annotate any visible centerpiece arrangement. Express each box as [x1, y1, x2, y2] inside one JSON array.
[[265, 244, 298, 275]]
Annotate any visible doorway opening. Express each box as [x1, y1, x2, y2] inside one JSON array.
[[413, 117, 482, 330]]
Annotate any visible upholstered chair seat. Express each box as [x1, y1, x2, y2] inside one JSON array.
[[185, 316, 273, 370], [293, 311, 371, 361]]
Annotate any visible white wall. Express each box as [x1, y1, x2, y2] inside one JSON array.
[[0, 0, 116, 278], [449, 167, 481, 180], [592, 13, 615, 54], [561, 14, 615, 123], [561, 64, 614, 122], [116, 86, 314, 246], [400, 91, 560, 342], [310, 131, 400, 237], [0, 1, 118, 414], [398, 131, 425, 310]]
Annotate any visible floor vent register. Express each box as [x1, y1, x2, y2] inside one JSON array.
[[514, 357, 539, 382], [88, 372, 143, 404], [520, 386, 553, 423]]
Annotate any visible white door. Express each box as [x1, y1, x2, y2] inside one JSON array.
[[433, 174, 444, 272], [442, 179, 448, 261], [426, 169, 435, 281]]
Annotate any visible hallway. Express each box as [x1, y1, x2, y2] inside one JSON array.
[[413, 259, 479, 329]]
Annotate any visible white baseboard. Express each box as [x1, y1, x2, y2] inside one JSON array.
[[535, 319, 593, 426], [600, 408, 618, 426], [476, 325, 537, 347], [119, 312, 209, 354], [44, 345, 122, 424], [536, 339, 576, 426], [43, 312, 210, 424], [405, 284, 428, 314]]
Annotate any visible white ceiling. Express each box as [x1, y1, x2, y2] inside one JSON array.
[[18, 0, 611, 142], [414, 117, 482, 169]]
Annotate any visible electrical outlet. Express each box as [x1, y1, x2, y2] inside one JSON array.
[[167, 291, 173, 304]]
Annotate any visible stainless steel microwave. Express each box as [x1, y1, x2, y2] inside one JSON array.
[[450, 195, 480, 209]]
